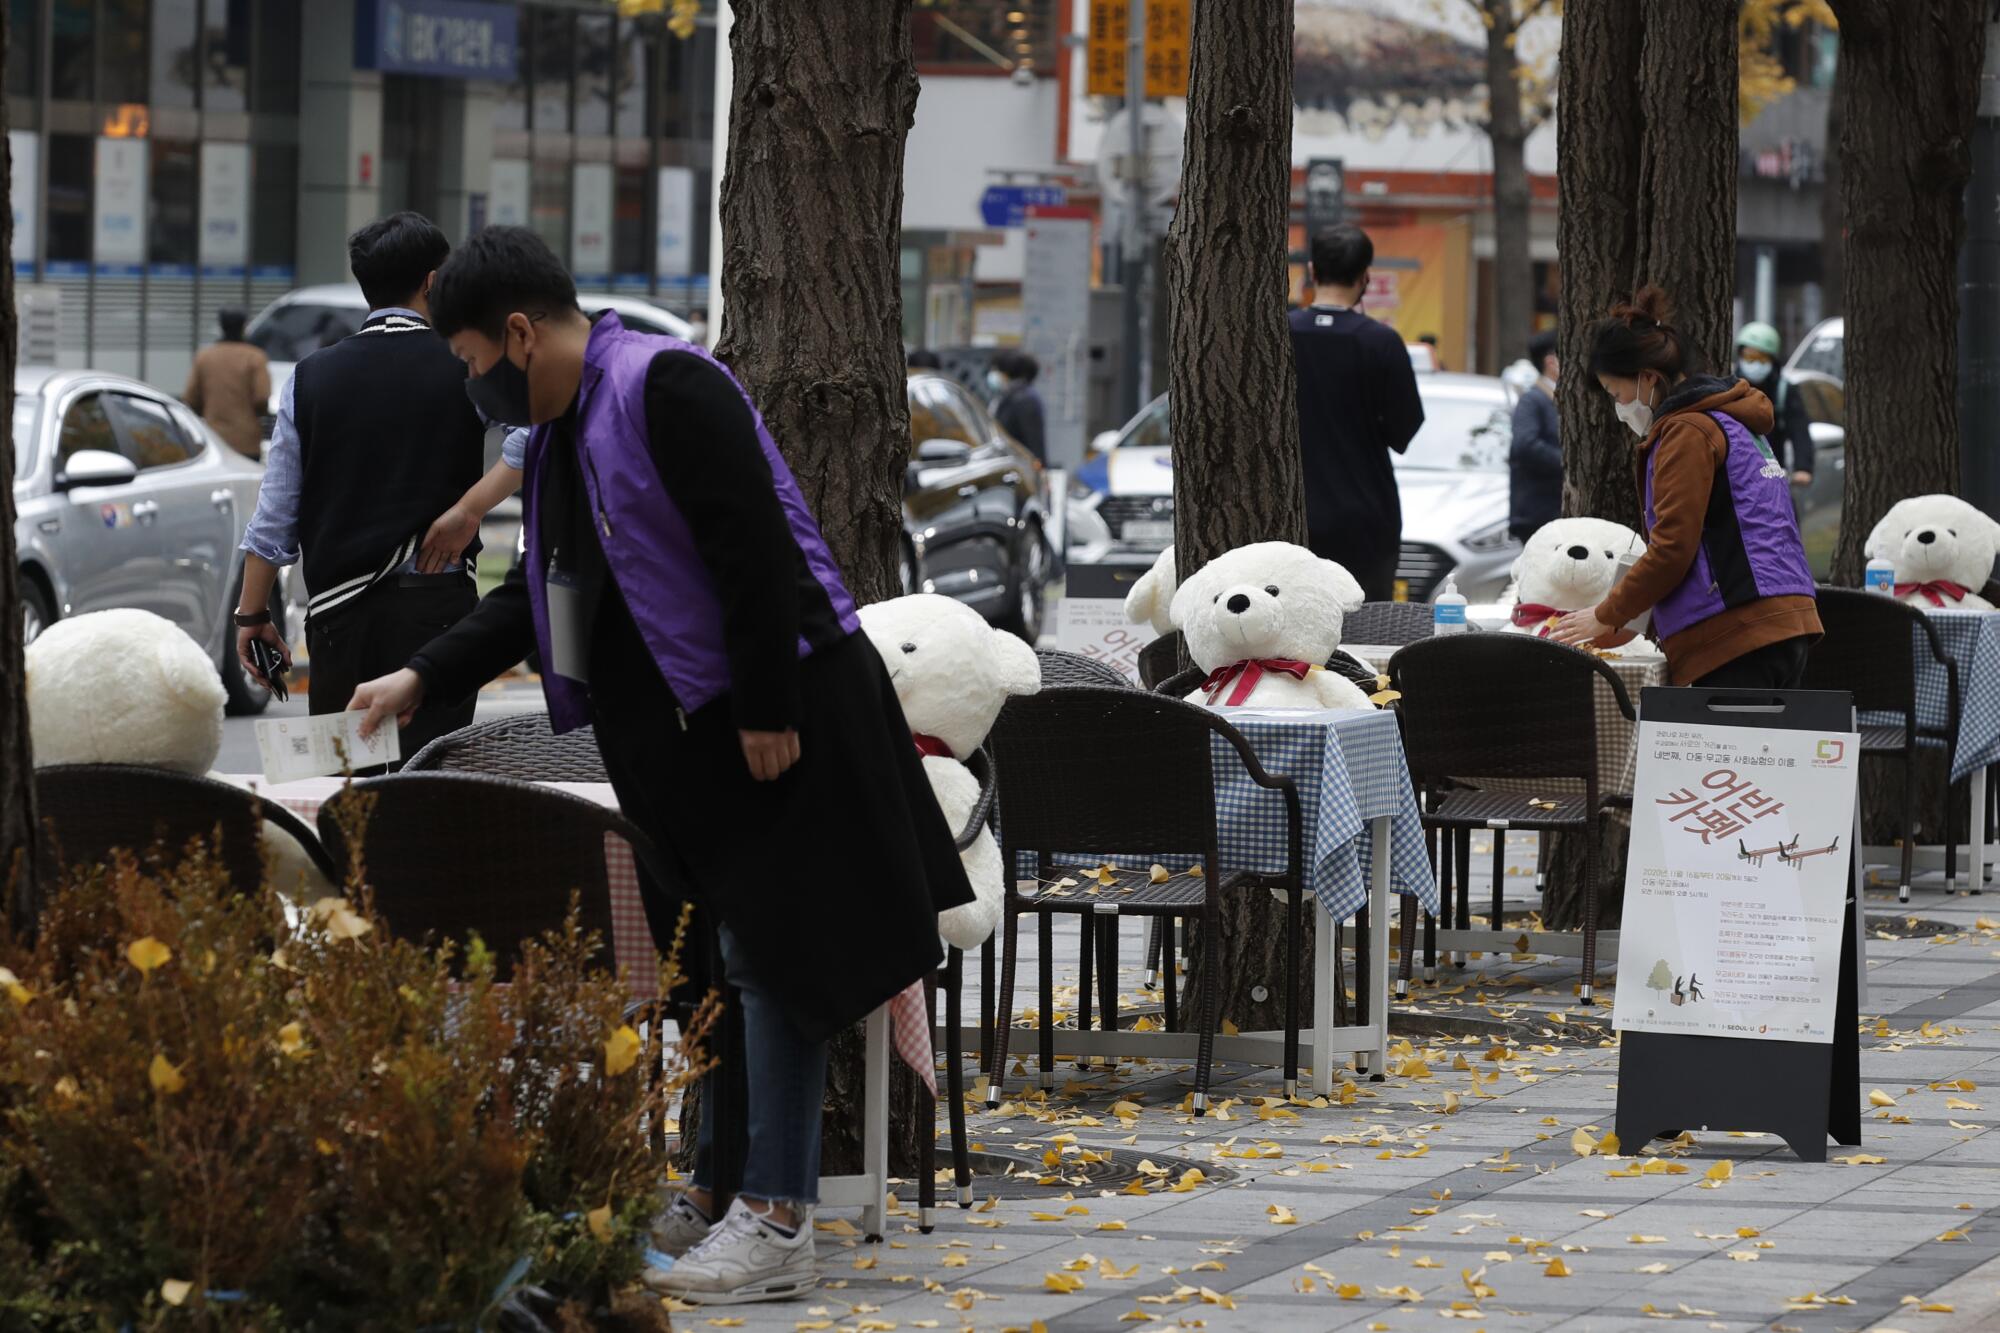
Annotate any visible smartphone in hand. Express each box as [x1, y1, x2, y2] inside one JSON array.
[[249, 638, 289, 702]]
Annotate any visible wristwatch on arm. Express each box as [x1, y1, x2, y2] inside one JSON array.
[[233, 609, 272, 627]]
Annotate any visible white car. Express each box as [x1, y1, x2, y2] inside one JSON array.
[[1068, 373, 1523, 601], [245, 285, 695, 436]]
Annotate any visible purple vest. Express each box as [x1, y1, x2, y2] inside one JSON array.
[[1642, 409, 1816, 640], [521, 314, 860, 732]]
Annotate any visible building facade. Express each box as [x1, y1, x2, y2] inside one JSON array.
[[10, 0, 718, 391]]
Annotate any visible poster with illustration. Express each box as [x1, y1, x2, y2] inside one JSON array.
[[1612, 718, 1858, 1044]]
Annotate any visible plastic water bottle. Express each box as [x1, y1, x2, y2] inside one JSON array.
[[1865, 556, 1896, 596], [1433, 575, 1468, 634]]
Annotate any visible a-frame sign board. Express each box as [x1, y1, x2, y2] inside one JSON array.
[[1614, 687, 1862, 1164]]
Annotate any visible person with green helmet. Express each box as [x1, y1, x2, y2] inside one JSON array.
[[1735, 320, 1815, 490]]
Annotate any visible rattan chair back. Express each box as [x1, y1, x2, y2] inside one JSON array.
[[1388, 635, 1625, 787], [1800, 587, 1924, 716], [1344, 601, 1435, 648], [1136, 632, 1185, 690], [402, 712, 609, 783], [1034, 648, 1134, 689]]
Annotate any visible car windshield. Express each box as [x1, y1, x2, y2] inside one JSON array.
[[1790, 328, 1843, 381], [11, 396, 37, 481], [1394, 394, 1511, 472], [248, 303, 365, 361]]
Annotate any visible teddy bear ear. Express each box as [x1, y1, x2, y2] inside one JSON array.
[[1864, 507, 1899, 561], [992, 629, 1042, 696], [1124, 564, 1163, 627], [1321, 558, 1367, 613]]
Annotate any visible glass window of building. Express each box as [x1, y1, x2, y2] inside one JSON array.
[[202, 0, 248, 113], [253, 0, 301, 114], [47, 134, 92, 263], [613, 165, 648, 281], [530, 9, 573, 133], [149, 141, 198, 265], [575, 12, 613, 136], [531, 160, 570, 255], [251, 145, 298, 271], [51, 0, 94, 102], [101, 0, 149, 106], [150, 0, 200, 109], [495, 22, 530, 132], [9, 0, 40, 99], [614, 21, 650, 139]]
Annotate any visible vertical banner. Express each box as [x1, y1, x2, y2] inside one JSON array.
[[570, 161, 613, 284], [489, 160, 529, 228], [655, 165, 694, 279], [94, 137, 149, 271], [1021, 208, 1094, 469], [10, 131, 38, 271], [1303, 157, 1345, 241], [198, 142, 251, 273]]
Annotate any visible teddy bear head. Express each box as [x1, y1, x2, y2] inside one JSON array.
[[1512, 517, 1645, 613], [25, 608, 226, 774], [1865, 495, 2000, 595], [858, 593, 1041, 759], [1122, 547, 1178, 638], [1170, 542, 1365, 673]]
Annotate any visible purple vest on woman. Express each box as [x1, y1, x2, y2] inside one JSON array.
[[1642, 410, 1816, 640], [521, 314, 860, 732]]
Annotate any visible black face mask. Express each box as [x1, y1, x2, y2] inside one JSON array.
[[465, 345, 534, 427]]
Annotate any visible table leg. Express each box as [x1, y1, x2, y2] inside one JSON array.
[[1311, 898, 1336, 1096], [1368, 815, 1392, 1082], [861, 1006, 889, 1241], [1972, 765, 1989, 898]]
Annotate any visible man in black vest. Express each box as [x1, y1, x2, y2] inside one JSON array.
[[234, 212, 487, 763]]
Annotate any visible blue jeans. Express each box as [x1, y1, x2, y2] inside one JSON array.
[[691, 927, 829, 1206]]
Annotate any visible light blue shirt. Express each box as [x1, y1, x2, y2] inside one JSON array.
[[239, 306, 529, 570]]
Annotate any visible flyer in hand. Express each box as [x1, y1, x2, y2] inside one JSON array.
[[1612, 717, 1859, 1045], [255, 712, 400, 785]]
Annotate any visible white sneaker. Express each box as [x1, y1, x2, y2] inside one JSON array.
[[649, 1193, 714, 1258], [643, 1197, 818, 1305]]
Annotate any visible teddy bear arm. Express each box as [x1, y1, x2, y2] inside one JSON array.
[[1313, 670, 1377, 710]]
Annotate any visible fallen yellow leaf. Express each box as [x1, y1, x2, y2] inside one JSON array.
[[1701, 1160, 1733, 1187], [1268, 1204, 1298, 1225], [1870, 1089, 1898, 1107], [1044, 1271, 1085, 1294], [1544, 1257, 1572, 1277], [1834, 1153, 1887, 1166]]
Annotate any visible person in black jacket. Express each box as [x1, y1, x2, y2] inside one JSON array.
[[989, 350, 1046, 463], [1290, 224, 1425, 600], [1508, 329, 1562, 541]]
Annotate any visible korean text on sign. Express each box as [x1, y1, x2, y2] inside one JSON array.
[[1656, 768, 1785, 844]]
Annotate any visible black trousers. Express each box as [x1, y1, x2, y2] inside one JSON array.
[[306, 573, 479, 770], [1309, 538, 1400, 603], [1693, 635, 1811, 690]]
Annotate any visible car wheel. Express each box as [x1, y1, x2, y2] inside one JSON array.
[[19, 575, 51, 646], [1000, 520, 1050, 644], [220, 568, 285, 717]]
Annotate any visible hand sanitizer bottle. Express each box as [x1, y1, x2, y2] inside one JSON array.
[[1865, 555, 1896, 596], [1433, 574, 1468, 634]]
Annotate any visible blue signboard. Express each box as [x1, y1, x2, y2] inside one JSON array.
[[355, 0, 517, 81], [979, 185, 1067, 229]]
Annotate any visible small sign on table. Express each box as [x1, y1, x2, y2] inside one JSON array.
[[1051, 562, 1154, 681]]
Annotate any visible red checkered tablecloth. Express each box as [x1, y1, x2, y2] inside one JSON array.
[[222, 775, 935, 1094]]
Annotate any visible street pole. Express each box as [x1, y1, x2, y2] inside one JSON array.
[[1962, 9, 2000, 516], [1118, 0, 1146, 421]]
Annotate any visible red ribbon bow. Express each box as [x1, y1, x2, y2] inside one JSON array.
[[913, 732, 955, 759], [1200, 658, 1314, 707], [1511, 603, 1564, 636], [1894, 580, 1970, 608]]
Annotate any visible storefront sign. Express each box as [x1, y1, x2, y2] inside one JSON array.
[[1613, 716, 1859, 1044], [199, 142, 250, 272], [1021, 208, 1093, 469], [11, 131, 37, 271], [93, 137, 148, 271], [655, 166, 694, 278], [354, 0, 518, 81], [570, 162, 613, 284], [489, 160, 529, 229]]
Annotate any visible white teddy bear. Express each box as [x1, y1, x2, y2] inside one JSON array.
[[1169, 541, 1375, 710], [1123, 548, 1178, 638], [858, 593, 1042, 951], [24, 608, 331, 898], [1506, 516, 1650, 649], [1865, 495, 2000, 609]]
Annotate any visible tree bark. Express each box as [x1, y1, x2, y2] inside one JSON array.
[[1825, 0, 1984, 583], [711, 0, 924, 1178], [0, 4, 33, 932], [1484, 1, 1536, 378], [1166, 0, 1304, 1036]]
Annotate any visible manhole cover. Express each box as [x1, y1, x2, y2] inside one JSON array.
[[1866, 915, 1962, 938], [933, 1145, 1240, 1199]]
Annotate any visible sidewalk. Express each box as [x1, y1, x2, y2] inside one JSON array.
[[687, 837, 2000, 1333]]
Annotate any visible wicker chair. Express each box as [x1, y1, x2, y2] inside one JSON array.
[[920, 747, 996, 1231], [32, 764, 335, 900], [1799, 587, 1960, 902], [1136, 632, 1185, 691], [1343, 600, 1436, 648], [1386, 635, 1635, 1004], [1035, 647, 1136, 689], [403, 711, 609, 783], [986, 687, 1308, 1109]]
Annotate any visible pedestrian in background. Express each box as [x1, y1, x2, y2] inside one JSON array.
[[234, 212, 489, 764], [989, 350, 1046, 463], [181, 308, 270, 459], [1508, 329, 1562, 542], [1290, 223, 1425, 601], [687, 306, 710, 346], [1734, 321, 1815, 490]]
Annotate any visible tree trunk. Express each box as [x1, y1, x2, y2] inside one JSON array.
[[1485, 1, 1536, 378], [0, 4, 33, 932], [1825, 0, 1984, 584], [1166, 0, 1304, 1036], [710, 0, 924, 1179]]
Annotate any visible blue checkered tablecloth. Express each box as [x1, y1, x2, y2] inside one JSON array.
[[1021, 708, 1439, 922], [1879, 608, 2000, 783]]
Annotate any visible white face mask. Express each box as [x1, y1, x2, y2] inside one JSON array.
[[986, 369, 1007, 393], [1738, 359, 1773, 385], [1615, 381, 1657, 438]]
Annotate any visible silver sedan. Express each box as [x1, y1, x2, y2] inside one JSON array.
[[12, 366, 280, 713]]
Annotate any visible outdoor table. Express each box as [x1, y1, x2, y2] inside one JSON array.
[[1875, 608, 2000, 892], [1010, 706, 1439, 1093], [218, 772, 915, 1238]]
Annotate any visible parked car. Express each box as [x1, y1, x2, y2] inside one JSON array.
[[1780, 316, 1845, 577], [1068, 373, 1522, 601], [246, 285, 694, 441], [12, 366, 281, 713]]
